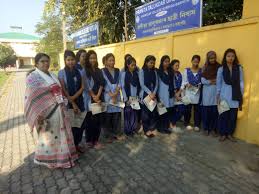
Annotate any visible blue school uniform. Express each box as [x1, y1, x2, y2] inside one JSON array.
[[216, 66, 244, 136], [102, 68, 123, 138], [83, 68, 105, 144], [181, 68, 202, 127], [157, 70, 174, 132], [201, 77, 218, 132], [102, 68, 122, 113], [139, 68, 159, 133], [172, 71, 185, 125], [121, 70, 140, 135], [58, 68, 85, 146], [76, 63, 84, 74]]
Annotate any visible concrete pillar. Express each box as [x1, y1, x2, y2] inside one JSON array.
[[16, 59, 19, 69], [242, 0, 259, 19]]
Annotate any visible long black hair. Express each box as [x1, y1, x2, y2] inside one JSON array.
[[191, 55, 201, 62], [142, 55, 156, 70], [222, 48, 239, 67], [124, 57, 136, 71], [85, 50, 98, 77], [159, 55, 171, 72], [124, 53, 132, 67], [75, 49, 87, 64], [64, 50, 76, 61], [35, 53, 50, 65]]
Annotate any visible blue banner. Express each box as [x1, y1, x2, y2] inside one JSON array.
[[72, 22, 99, 49], [135, 0, 202, 39]]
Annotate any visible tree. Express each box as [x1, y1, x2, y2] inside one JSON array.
[[35, 12, 64, 69], [203, 0, 243, 26], [45, 0, 147, 44], [40, 0, 243, 48], [0, 44, 15, 69]]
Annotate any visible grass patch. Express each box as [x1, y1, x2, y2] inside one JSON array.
[[0, 72, 12, 88]]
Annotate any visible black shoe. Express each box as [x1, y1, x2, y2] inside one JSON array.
[[164, 128, 172, 134]]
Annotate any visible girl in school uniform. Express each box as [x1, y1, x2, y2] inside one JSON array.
[[201, 51, 221, 136], [121, 57, 141, 136], [181, 55, 202, 132], [58, 50, 85, 153], [83, 50, 105, 149], [171, 59, 185, 132], [157, 55, 174, 134], [75, 49, 87, 73], [139, 55, 159, 138], [121, 54, 133, 73], [102, 53, 124, 142], [217, 48, 244, 142]]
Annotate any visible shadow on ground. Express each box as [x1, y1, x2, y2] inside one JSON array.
[[1, 128, 259, 194]]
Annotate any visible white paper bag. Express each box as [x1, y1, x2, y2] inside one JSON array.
[[129, 96, 141, 110], [217, 100, 230, 115], [143, 95, 157, 112], [90, 103, 107, 115], [68, 109, 87, 128], [109, 100, 125, 109], [181, 95, 192, 105], [188, 85, 199, 95], [157, 102, 167, 115]]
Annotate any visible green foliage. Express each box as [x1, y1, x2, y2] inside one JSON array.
[[35, 11, 63, 69], [37, 0, 243, 55], [0, 44, 15, 68], [64, 0, 146, 44], [203, 0, 243, 26]]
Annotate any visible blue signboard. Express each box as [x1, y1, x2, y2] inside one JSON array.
[[135, 0, 202, 38], [72, 22, 99, 49]]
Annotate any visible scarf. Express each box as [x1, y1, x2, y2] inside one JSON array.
[[65, 67, 84, 111], [202, 51, 221, 80], [24, 71, 59, 130], [158, 69, 174, 98], [174, 71, 182, 90], [125, 69, 140, 98], [187, 68, 201, 86], [103, 67, 120, 84], [143, 68, 156, 97], [223, 64, 243, 109], [86, 68, 105, 102]]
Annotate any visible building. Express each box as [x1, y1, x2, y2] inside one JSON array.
[[0, 32, 40, 68]]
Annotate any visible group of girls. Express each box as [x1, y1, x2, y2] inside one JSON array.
[[58, 48, 244, 154]]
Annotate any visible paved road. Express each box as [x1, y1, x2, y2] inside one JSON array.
[[0, 71, 259, 194]]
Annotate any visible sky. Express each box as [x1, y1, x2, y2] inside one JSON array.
[[0, 0, 45, 36]]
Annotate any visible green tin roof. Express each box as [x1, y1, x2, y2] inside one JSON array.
[[0, 32, 40, 41]]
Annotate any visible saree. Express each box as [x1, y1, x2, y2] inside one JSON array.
[[24, 68, 78, 169]]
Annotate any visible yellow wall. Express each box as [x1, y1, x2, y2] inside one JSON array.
[[59, 1, 259, 145]]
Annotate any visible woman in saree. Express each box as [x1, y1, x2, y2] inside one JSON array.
[[24, 53, 78, 169]]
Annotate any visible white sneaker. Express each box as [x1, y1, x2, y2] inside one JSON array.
[[186, 125, 193, 131], [172, 127, 183, 133], [194, 127, 200, 132]]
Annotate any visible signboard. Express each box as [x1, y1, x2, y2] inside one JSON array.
[[135, 0, 202, 39], [71, 22, 99, 49]]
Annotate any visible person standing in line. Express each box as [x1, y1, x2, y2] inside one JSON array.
[[120, 57, 141, 137], [102, 53, 124, 142], [201, 51, 221, 136], [217, 48, 244, 142], [58, 50, 85, 154], [181, 55, 202, 132], [139, 55, 159, 138], [25, 53, 78, 168]]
